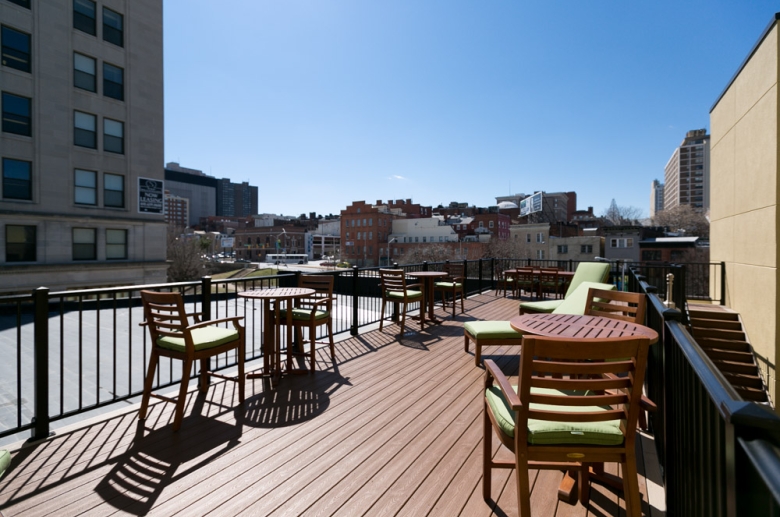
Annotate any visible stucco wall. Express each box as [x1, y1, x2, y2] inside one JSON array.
[[710, 23, 779, 399]]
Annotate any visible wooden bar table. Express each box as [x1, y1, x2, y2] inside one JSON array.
[[406, 271, 448, 324], [238, 287, 314, 386]]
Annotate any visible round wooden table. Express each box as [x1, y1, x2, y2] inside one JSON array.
[[238, 287, 315, 385], [406, 271, 448, 324], [509, 312, 658, 343]]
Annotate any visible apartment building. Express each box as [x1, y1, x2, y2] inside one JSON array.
[[710, 12, 780, 400], [650, 179, 665, 217], [0, 0, 167, 292], [664, 129, 710, 213]]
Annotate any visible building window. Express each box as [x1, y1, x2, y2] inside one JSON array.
[[2, 92, 31, 136], [581, 244, 593, 254], [6, 224, 35, 262], [536, 233, 544, 243], [489, 221, 494, 228], [74, 111, 96, 148], [74, 169, 96, 205], [73, 228, 96, 260], [74, 53, 96, 92], [7, 0, 31, 8], [2, 158, 31, 200], [103, 63, 123, 100], [537, 250, 545, 260], [73, 0, 97, 36], [2, 26, 31, 73], [557, 245, 568, 254], [610, 238, 634, 248], [526, 233, 530, 243], [106, 229, 127, 259], [104, 173, 124, 207], [102, 7, 123, 47], [479, 221, 484, 228], [103, 119, 124, 153]]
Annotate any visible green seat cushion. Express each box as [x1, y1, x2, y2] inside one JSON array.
[[518, 299, 562, 313], [278, 308, 329, 321], [485, 385, 623, 445], [157, 326, 239, 352], [464, 321, 523, 340], [552, 281, 616, 316], [434, 282, 462, 288], [387, 290, 422, 300], [0, 449, 10, 479]]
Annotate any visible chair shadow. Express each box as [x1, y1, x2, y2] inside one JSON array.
[[95, 394, 242, 515], [238, 370, 349, 428]]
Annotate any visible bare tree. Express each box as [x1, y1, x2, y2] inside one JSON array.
[[652, 205, 709, 239], [167, 228, 205, 282], [602, 199, 643, 226], [399, 244, 461, 265]]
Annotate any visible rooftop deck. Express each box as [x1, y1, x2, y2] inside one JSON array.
[[0, 293, 664, 516]]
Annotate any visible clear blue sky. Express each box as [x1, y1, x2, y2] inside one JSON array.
[[163, 1, 777, 219]]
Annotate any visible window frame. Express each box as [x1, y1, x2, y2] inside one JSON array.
[[74, 110, 97, 148], [103, 118, 124, 154], [74, 169, 97, 205], [102, 7, 124, 47], [6, 224, 36, 262], [74, 52, 97, 92], [73, 0, 97, 36], [2, 91, 31, 136], [72, 227, 96, 260], [2, 157, 31, 200], [103, 173, 124, 208], [103, 62, 124, 100], [2, 25, 31, 73], [105, 229, 127, 259], [7, 0, 31, 8]]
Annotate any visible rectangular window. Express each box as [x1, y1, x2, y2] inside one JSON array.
[[74, 169, 96, 205], [557, 245, 568, 254], [581, 244, 593, 253], [106, 229, 127, 259], [610, 238, 634, 248], [73, 227, 96, 260], [104, 173, 124, 207], [74, 111, 96, 148], [6, 224, 35, 262], [2, 158, 31, 200], [536, 233, 544, 243], [2, 26, 31, 73], [102, 7, 123, 46], [74, 53, 96, 92], [74, 0, 97, 36], [526, 234, 530, 243], [103, 63, 124, 100], [489, 221, 494, 228], [103, 119, 124, 153], [2, 92, 31, 136], [7, 0, 31, 8], [536, 250, 545, 260]]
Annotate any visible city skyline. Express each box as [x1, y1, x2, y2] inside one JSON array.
[[163, 2, 777, 218]]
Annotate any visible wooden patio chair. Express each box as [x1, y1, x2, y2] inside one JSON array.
[[495, 267, 517, 298], [514, 267, 536, 298], [379, 269, 425, 336], [139, 290, 245, 431], [538, 268, 560, 299], [280, 274, 336, 371], [434, 262, 466, 317], [483, 335, 650, 517]]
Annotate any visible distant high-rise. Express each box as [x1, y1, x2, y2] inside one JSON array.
[[650, 179, 665, 217], [0, 0, 167, 293], [664, 129, 710, 212]]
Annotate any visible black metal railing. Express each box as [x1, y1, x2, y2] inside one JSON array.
[[630, 267, 780, 516]]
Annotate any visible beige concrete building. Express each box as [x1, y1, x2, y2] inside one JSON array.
[[710, 12, 779, 400], [664, 129, 710, 213], [0, 0, 166, 293]]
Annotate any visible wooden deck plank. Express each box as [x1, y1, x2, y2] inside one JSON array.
[[0, 293, 663, 517]]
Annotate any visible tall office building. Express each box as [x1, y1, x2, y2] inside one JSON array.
[[217, 178, 258, 218], [650, 179, 664, 217], [663, 129, 710, 213], [0, 0, 166, 293]]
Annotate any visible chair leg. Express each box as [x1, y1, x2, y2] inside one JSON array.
[[237, 339, 245, 404], [622, 456, 642, 517], [173, 357, 193, 431], [482, 399, 492, 501], [327, 320, 335, 360], [138, 350, 159, 420], [379, 299, 386, 331], [578, 466, 591, 506], [199, 358, 209, 394], [475, 340, 482, 367], [399, 303, 406, 336], [309, 322, 316, 371], [459, 290, 464, 314], [515, 449, 532, 517]]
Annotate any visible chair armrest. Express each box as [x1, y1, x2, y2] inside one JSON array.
[[186, 311, 202, 323], [186, 316, 244, 331], [484, 359, 522, 410], [640, 395, 657, 412], [311, 297, 335, 308], [406, 283, 423, 290]]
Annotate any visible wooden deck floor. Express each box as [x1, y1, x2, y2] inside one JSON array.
[[0, 293, 665, 516]]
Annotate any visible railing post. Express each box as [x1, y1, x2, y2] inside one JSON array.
[[720, 261, 726, 305], [423, 261, 429, 272], [201, 276, 212, 321], [490, 258, 495, 291], [478, 259, 484, 294], [392, 262, 399, 322], [32, 287, 50, 441], [351, 266, 359, 336]]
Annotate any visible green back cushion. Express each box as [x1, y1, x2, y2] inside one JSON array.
[[464, 320, 523, 340], [564, 262, 610, 298], [552, 282, 616, 316], [0, 449, 10, 479], [485, 385, 623, 445], [518, 299, 562, 314], [158, 326, 239, 352]]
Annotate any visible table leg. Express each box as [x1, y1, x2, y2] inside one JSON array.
[[426, 278, 442, 324], [247, 299, 275, 380]]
